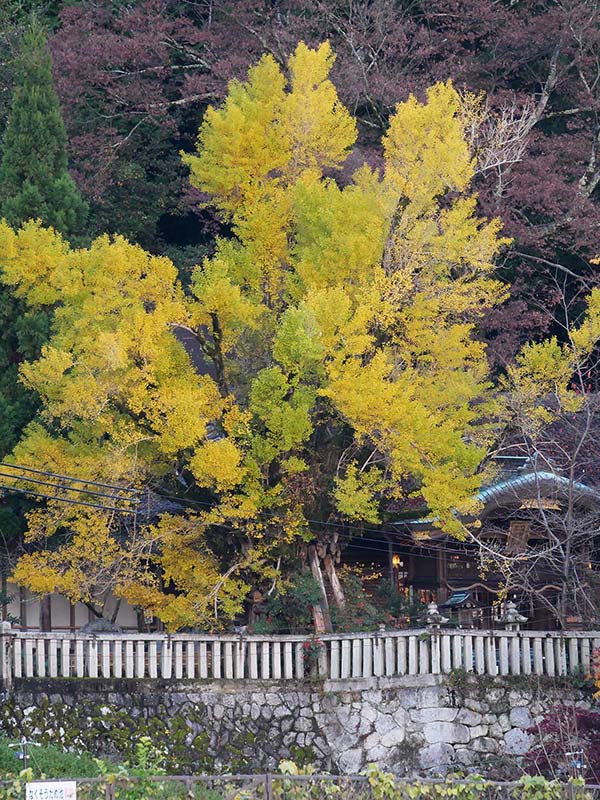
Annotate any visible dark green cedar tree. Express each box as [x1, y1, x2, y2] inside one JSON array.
[[0, 21, 86, 463], [0, 20, 87, 559], [0, 21, 87, 236]]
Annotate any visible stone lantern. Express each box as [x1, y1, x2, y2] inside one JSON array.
[[423, 602, 449, 629], [497, 600, 528, 631]]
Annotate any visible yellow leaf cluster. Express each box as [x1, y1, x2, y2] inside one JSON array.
[[181, 43, 509, 550], [2, 42, 544, 629], [0, 224, 240, 628], [383, 82, 474, 204], [505, 289, 600, 430], [183, 41, 356, 308]]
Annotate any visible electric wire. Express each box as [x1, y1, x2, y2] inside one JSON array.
[[0, 462, 139, 494], [0, 469, 138, 506], [4, 462, 595, 557], [0, 476, 592, 629], [2, 463, 600, 570], [0, 469, 595, 643], [3, 471, 599, 565], [3, 485, 138, 514], [143, 485, 600, 559], [0, 462, 140, 514], [132, 484, 600, 566]]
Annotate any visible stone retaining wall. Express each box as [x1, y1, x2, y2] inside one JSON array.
[[0, 675, 593, 775]]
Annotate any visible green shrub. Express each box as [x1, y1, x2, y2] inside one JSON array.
[[331, 573, 383, 632], [29, 744, 102, 778], [0, 738, 20, 775], [376, 582, 427, 626], [252, 572, 323, 634], [0, 736, 101, 779]]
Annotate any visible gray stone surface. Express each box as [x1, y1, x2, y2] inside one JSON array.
[[410, 707, 458, 723], [455, 747, 476, 766], [338, 747, 363, 774], [423, 721, 470, 745], [504, 728, 535, 755], [468, 724, 489, 740], [0, 674, 592, 776], [374, 714, 398, 735], [509, 706, 533, 729], [380, 725, 406, 748], [420, 742, 455, 770], [455, 708, 482, 726]]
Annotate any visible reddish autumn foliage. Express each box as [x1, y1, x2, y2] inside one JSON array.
[[525, 703, 600, 782], [2, 0, 597, 359]]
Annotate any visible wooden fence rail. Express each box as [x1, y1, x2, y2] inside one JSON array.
[[9, 775, 600, 800], [1, 625, 599, 684], [7, 776, 600, 800]]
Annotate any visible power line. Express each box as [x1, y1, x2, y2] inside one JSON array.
[[5, 461, 595, 557], [146, 485, 598, 560], [0, 462, 140, 514], [4, 479, 595, 565], [0, 469, 136, 505], [139, 486, 560, 559], [2, 463, 599, 569], [0, 462, 138, 494], [4, 485, 138, 514]]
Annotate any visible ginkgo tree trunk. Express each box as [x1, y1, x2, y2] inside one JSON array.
[[3, 41, 595, 632]]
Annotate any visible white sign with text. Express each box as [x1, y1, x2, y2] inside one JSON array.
[[26, 781, 77, 800]]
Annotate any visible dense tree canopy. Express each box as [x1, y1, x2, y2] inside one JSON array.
[[0, 21, 86, 473], [2, 0, 598, 360], [0, 22, 87, 572], [0, 22, 87, 236], [0, 6, 599, 630], [0, 43, 530, 629], [28, 0, 599, 365]]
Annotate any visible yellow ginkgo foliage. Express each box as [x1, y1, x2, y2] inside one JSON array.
[[183, 49, 508, 547], [4, 41, 578, 630], [0, 223, 237, 628]]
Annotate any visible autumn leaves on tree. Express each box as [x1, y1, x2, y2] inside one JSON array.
[[2, 42, 600, 630]]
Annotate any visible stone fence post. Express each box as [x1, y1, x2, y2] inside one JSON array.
[[0, 621, 14, 691]]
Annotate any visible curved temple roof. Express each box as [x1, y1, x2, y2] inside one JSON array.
[[398, 471, 600, 535], [477, 471, 600, 515]]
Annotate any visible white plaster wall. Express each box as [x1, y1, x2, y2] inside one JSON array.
[[4, 581, 139, 631]]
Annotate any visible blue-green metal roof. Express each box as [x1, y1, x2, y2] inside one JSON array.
[[477, 471, 600, 511], [399, 471, 600, 529]]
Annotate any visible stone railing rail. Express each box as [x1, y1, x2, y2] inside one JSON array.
[[0, 624, 598, 686]]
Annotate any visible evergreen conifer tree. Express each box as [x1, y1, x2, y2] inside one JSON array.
[[0, 21, 87, 235], [0, 22, 87, 460]]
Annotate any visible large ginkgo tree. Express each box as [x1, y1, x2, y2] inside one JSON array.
[[4, 42, 596, 630]]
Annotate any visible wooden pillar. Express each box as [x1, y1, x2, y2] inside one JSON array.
[[437, 547, 448, 604], [373, 636, 384, 677], [387, 537, 395, 588], [397, 636, 407, 675], [0, 622, 13, 689], [0, 572, 6, 622], [340, 639, 350, 678], [61, 640, 70, 677], [19, 586, 26, 630], [308, 546, 331, 633], [40, 595, 51, 632]]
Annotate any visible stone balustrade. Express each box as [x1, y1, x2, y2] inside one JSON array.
[[1, 625, 599, 685]]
